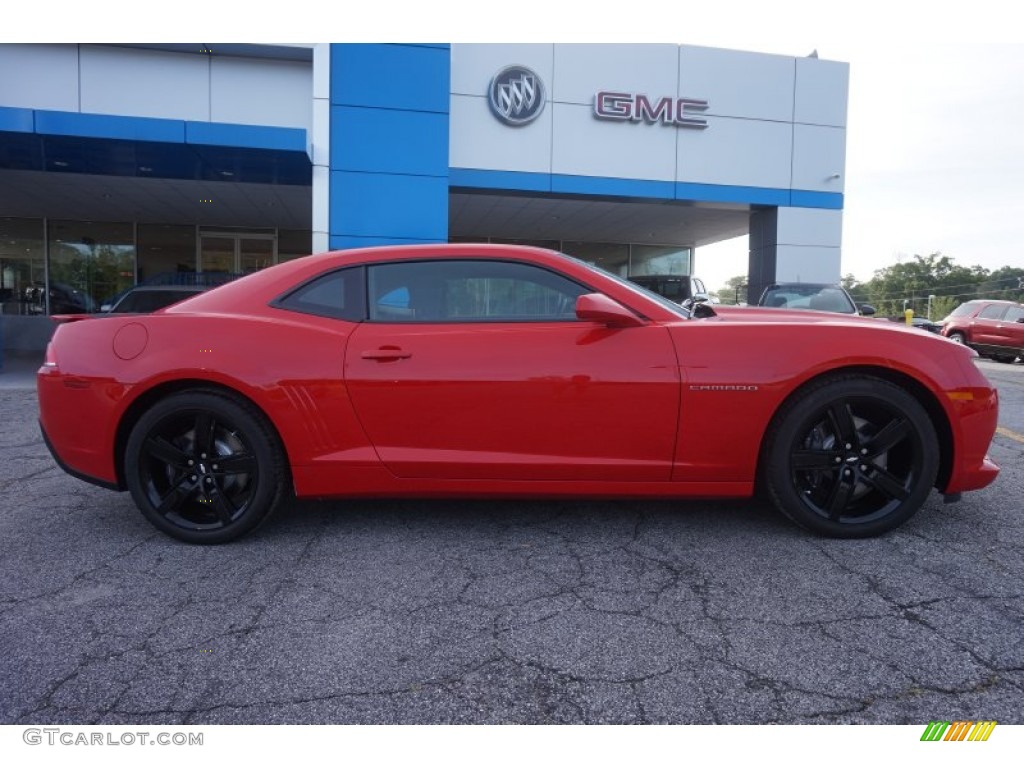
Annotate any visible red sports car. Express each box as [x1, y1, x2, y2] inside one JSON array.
[[38, 244, 1000, 543]]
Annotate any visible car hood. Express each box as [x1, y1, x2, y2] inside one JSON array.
[[708, 305, 875, 325]]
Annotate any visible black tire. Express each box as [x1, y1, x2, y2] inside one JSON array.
[[992, 354, 1017, 364], [124, 390, 287, 544], [763, 376, 939, 538], [947, 331, 967, 345]]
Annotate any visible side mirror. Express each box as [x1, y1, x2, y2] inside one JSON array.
[[859, 304, 876, 316], [100, 303, 112, 312], [576, 293, 644, 328], [681, 292, 711, 310]]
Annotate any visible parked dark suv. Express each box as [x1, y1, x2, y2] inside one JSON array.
[[102, 285, 206, 314], [628, 275, 708, 305], [941, 299, 1024, 363], [758, 282, 876, 316]]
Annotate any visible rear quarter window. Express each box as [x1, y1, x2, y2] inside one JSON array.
[[273, 266, 366, 321]]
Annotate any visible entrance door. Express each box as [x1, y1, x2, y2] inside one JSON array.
[[199, 232, 277, 274]]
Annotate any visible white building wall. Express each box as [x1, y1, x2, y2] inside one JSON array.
[[0, 44, 80, 111], [80, 46, 210, 121], [311, 44, 331, 254], [210, 56, 313, 131], [0, 44, 312, 133], [449, 42, 849, 197], [450, 42, 849, 283], [774, 208, 844, 282]]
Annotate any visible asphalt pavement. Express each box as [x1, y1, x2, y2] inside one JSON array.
[[1, 358, 1022, 724]]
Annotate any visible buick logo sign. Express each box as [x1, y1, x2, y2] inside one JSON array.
[[488, 65, 545, 126]]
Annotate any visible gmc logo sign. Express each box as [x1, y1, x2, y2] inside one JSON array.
[[594, 92, 709, 129]]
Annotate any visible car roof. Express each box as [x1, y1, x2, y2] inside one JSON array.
[[765, 282, 839, 288]]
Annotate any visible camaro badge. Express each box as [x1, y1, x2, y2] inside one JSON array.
[[689, 385, 759, 391]]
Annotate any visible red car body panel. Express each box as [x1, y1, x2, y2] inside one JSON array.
[[38, 244, 999, 506]]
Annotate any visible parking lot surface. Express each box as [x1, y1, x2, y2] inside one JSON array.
[[1, 359, 1022, 724]]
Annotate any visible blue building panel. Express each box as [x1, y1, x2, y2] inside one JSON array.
[[0, 106, 34, 133], [330, 106, 448, 177], [330, 44, 450, 113], [331, 171, 448, 241], [328, 43, 451, 248], [329, 234, 445, 250], [553, 174, 675, 200], [448, 168, 552, 193], [675, 182, 790, 207], [790, 189, 844, 209], [34, 110, 185, 143], [185, 121, 307, 153]]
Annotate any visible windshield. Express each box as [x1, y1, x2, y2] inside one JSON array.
[[561, 254, 689, 318], [947, 302, 978, 318], [760, 285, 856, 314]]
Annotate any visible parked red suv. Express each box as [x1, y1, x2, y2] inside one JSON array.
[[941, 299, 1024, 363]]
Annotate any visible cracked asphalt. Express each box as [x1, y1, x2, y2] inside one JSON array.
[[1, 359, 1022, 725]]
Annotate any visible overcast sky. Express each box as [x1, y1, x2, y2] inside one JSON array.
[[696, 38, 1024, 292], [16, 1, 1024, 296]]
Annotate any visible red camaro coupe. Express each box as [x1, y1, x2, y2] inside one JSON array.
[[38, 245, 999, 543]]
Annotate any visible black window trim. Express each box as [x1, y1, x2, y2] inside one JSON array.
[[268, 255, 661, 325], [269, 265, 366, 322]]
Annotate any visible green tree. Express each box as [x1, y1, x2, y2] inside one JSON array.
[[716, 275, 748, 305], [858, 252, 989, 317]]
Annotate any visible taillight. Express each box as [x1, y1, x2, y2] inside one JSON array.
[[43, 342, 58, 368]]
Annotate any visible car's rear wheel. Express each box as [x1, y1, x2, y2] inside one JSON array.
[[992, 353, 1018, 363], [124, 391, 286, 544], [947, 331, 967, 345], [763, 376, 939, 538]]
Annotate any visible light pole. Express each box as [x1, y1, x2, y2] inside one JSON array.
[[927, 294, 936, 320]]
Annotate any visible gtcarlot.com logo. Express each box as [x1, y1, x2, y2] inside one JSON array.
[[23, 728, 203, 746], [920, 720, 997, 742]]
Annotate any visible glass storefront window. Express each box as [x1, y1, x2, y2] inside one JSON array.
[[562, 241, 630, 277], [629, 245, 691, 276], [0, 218, 44, 316], [137, 224, 197, 284], [279, 229, 312, 261], [48, 221, 135, 313]]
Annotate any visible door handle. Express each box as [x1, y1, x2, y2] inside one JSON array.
[[361, 347, 412, 361]]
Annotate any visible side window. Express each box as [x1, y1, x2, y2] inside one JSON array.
[[978, 304, 1007, 320], [274, 266, 365, 321], [1004, 306, 1024, 322], [368, 260, 587, 323]]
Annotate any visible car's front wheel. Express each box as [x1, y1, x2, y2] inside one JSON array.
[[124, 390, 286, 544], [763, 376, 939, 538], [947, 331, 967, 345]]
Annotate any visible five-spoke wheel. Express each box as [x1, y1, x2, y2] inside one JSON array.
[[125, 391, 285, 544], [764, 376, 939, 537]]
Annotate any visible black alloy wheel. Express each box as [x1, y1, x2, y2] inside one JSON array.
[[125, 391, 286, 544], [764, 376, 939, 537]]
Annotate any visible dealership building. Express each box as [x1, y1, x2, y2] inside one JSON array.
[[0, 43, 848, 354]]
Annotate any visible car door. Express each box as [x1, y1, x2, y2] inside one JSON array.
[[971, 303, 1007, 348], [994, 305, 1024, 351], [344, 258, 680, 482]]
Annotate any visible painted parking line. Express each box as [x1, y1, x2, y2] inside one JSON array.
[[996, 426, 1024, 444]]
